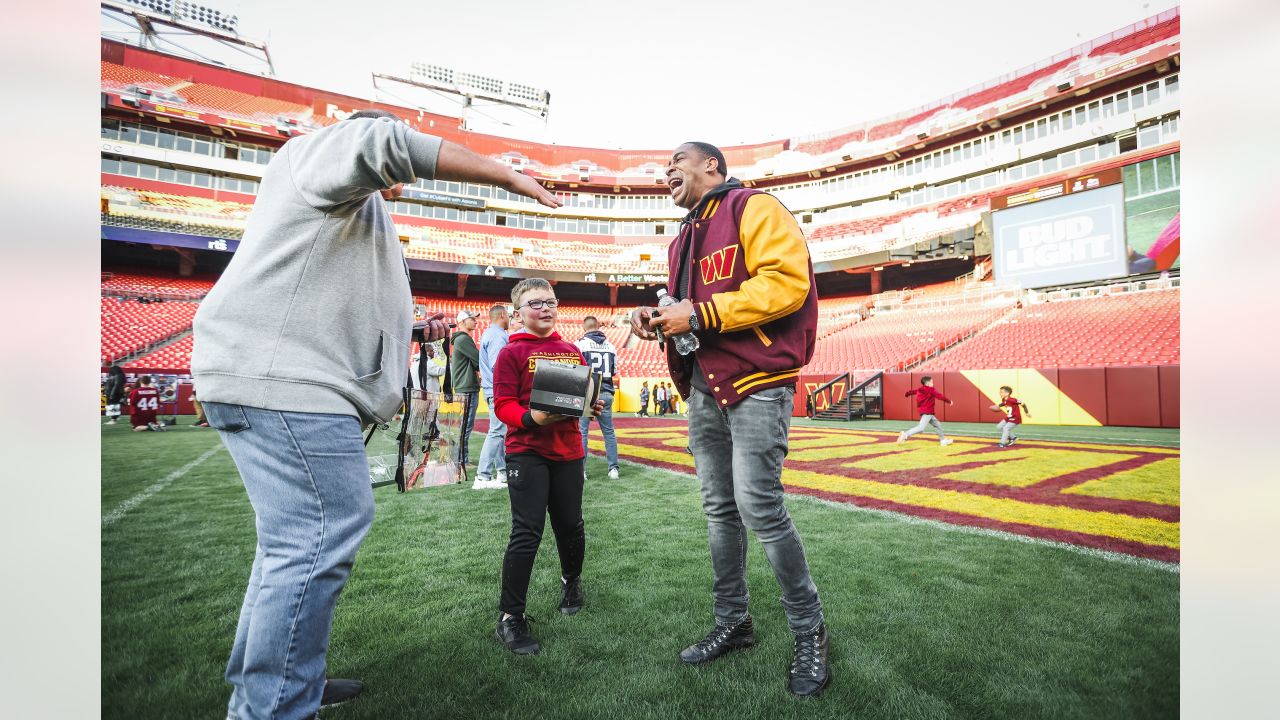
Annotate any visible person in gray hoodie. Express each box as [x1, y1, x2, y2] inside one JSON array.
[[192, 109, 559, 720]]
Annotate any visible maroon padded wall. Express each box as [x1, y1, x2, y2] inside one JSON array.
[[1158, 365, 1180, 428], [1105, 366, 1162, 427], [941, 371, 983, 422], [1057, 367, 1109, 426], [882, 373, 913, 420]]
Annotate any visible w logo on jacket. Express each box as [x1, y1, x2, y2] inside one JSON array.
[[699, 245, 738, 285]]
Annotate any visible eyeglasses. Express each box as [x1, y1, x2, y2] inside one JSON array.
[[520, 299, 558, 310]]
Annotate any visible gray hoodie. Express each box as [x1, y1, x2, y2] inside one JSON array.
[[191, 117, 442, 425]]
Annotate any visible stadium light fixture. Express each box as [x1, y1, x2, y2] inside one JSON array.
[[117, 0, 238, 33], [406, 61, 550, 114]]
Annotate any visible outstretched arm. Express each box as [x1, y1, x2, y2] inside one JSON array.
[[435, 141, 560, 208], [289, 117, 561, 210]]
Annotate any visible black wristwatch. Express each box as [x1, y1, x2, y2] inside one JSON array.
[[688, 310, 702, 331]]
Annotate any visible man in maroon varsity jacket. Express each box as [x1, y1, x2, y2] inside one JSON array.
[[630, 142, 829, 697]]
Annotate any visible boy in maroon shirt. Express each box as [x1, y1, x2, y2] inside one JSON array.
[[898, 376, 953, 446], [128, 375, 165, 432], [491, 278, 604, 656], [991, 385, 1030, 448]]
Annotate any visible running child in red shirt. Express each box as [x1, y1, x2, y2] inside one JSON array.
[[898, 376, 953, 446], [128, 375, 165, 432], [991, 385, 1030, 448], [491, 277, 604, 656]]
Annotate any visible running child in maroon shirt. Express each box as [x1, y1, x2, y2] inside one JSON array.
[[491, 278, 603, 657], [992, 385, 1030, 448], [898, 375, 953, 446]]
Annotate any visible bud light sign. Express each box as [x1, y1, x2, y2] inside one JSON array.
[[992, 184, 1127, 289]]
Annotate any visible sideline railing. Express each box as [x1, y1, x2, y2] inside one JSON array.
[[808, 372, 884, 422]]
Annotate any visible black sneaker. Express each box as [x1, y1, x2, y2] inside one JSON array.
[[559, 577, 584, 615], [788, 622, 831, 697], [496, 614, 540, 655], [679, 614, 755, 665], [1008, 435, 1018, 446], [320, 678, 363, 708]]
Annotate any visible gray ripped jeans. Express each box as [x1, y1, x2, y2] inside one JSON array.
[[687, 385, 824, 634]]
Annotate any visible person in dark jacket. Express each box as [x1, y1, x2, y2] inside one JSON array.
[[451, 310, 481, 467], [638, 381, 650, 417], [104, 364, 127, 424], [630, 141, 829, 697]]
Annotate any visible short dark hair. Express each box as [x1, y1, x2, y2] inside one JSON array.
[[347, 109, 400, 122], [140, 374, 153, 385], [1000, 385, 1013, 394], [583, 315, 598, 328], [920, 376, 932, 385], [683, 141, 727, 178]]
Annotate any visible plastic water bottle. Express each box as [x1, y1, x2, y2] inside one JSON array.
[[656, 289, 700, 355]]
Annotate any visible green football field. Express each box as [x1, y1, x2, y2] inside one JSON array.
[[102, 417, 1178, 719]]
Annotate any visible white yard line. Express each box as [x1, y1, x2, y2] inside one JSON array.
[[102, 445, 223, 528]]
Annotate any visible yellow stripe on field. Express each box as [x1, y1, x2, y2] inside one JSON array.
[[606, 440, 1179, 548], [784, 469, 1179, 548], [1062, 458, 1181, 506]]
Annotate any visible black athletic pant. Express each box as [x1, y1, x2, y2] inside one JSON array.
[[499, 452, 586, 616]]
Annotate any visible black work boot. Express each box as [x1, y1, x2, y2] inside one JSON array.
[[787, 622, 831, 697], [679, 614, 755, 665], [495, 614, 540, 655], [320, 678, 363, 708], [559, 577, 584, 615]]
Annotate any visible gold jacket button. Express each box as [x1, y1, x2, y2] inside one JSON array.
[[713, 386, 720, 392], [707, 373, 715, 379], [721, 399, 728, 405]]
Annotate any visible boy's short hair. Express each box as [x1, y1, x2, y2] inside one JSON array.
[[999, 385, 1013, 394], [511, 277, 553, 306], [583, 315, 598, 328], [920, 376, 932, 385], [140, 375, 153, 385]]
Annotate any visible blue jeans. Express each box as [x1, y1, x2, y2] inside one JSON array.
[[476, 394, 507, 478], [687, 386, 823, 634], [456, 392, 479, 466], [204, 403, 375, 720], [579, 390, 618, 469]]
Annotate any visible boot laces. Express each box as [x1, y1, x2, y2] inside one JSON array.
[[790, 631, 822, 677], [698, 623, 735, 651]]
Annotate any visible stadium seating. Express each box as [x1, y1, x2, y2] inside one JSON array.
[[101, 271, 215, 299], [804, 302, 1012, 375], [791, 12, 1178, 156], [126, 334, 195, 372], [100, 297, 199, 364], [922, 289, 1180, 370]]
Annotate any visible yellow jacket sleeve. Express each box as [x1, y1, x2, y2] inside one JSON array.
[[696, 193, 811, 333]]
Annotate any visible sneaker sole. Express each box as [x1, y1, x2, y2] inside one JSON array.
[[680, 636, 755, 665], [559, 605, 583, 615]]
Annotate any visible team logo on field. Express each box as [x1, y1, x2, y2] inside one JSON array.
[[699, 246, 738, 285]]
